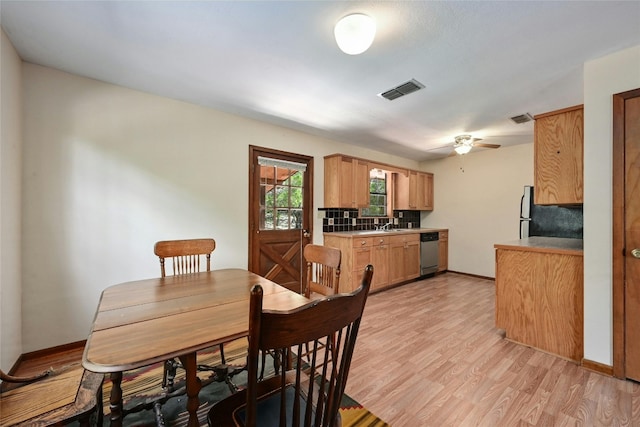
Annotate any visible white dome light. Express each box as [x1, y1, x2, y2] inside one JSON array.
[[334, 14, 376, 55]]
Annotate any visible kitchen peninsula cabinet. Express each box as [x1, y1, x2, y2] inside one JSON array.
[[437, 230, 448, 272], [389, 234, 420, 285], [394, 170, 434, 211], [534, 105, 583, 205], [494, 237, 583, 362], [324, 155, 369, 208]]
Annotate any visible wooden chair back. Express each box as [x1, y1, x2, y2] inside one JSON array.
[[303, 244, 341, 298], [208, 264, 373, 427], [154, 238, 216, 277]]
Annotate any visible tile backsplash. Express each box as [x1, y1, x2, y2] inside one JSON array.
[[320, 208, 420, 233]]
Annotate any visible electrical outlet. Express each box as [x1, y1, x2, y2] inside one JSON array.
[[373, 218, 379, 225], [352, 218, 357, 226], [399, 212, 403, 218], [343, 211, 349, 218], [393, 218, 399, 225], [328, 218, 334, 226], [408, 222, 412, 229]]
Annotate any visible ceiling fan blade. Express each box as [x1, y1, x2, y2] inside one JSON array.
[[473, 143, 501, 149], [424, 144, 454, 152]]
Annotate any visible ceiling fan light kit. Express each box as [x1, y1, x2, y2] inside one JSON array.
[[334, 13, 376, 55]]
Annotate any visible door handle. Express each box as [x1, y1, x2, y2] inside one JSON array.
[[632, 248, 640, 259]]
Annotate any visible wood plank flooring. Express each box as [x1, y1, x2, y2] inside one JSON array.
[[9, 272, 640, 426], [346, 272, 640, 426]]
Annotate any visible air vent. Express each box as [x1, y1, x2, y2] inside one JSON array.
[[379, 79, 425, 101], [510, 113, 534, 124]]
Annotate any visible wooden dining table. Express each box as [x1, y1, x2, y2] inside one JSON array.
[[82, 268, 310, 427]]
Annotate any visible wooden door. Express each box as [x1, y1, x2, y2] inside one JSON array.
[[248, 146, 313, 294], [613, 88, 640, 380], [624, 95, 640, 381]]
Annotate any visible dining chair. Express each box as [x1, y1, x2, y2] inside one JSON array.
[[154, 238, 239, 392], [0, 367, 103, 426], [207, 264, 373, 427], [303, 244, 341, 299]]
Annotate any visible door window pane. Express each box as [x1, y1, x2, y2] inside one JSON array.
[[259, 164, 304, 230]]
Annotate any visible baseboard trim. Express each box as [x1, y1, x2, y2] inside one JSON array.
[[21, 340, 86, 361], [582, 358, 614, 376], [447, 270, 495, 281]]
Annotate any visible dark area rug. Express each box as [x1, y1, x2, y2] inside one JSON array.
[[100, 339, 388, 426]]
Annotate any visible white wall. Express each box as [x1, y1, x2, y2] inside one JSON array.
[[20, 63, 418, 352], [1, 28, 23, 371], [420, 143, 534, 278], [583, 45, 640, 365]]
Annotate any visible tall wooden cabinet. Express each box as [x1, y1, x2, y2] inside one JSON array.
[[324, 155, 370, 208], [534, 105, 583, 205]]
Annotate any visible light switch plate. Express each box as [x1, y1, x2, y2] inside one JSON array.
[[328, 218, 334, 226], [394, 218, 399, 225], [399, 212, 403, 218], [343, 211, 350, 218], [373, 218, 379, 225]]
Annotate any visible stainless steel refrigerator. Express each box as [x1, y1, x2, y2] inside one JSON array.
[[519, 186, 583, 239]]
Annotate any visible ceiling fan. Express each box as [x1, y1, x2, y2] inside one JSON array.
[[426, 134, 502, 156], [450, 134, 501, 156]]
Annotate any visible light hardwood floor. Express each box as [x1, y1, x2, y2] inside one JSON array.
[[345, 272, 640, 426]]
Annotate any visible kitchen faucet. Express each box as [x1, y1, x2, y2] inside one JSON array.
[[381, 222, 392, 230]]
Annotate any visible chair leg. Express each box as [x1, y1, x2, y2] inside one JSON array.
[[219, 344, 226, 365], [162, 359, 178, 392]]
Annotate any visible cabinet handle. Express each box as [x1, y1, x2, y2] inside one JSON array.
[[632, 248, 640, 259]]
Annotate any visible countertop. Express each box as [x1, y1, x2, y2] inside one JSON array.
[[494, 236, 583, 256], [324, 228, 447, 237]]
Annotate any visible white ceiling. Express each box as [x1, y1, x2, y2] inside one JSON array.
[[2, 1, 639, 160]]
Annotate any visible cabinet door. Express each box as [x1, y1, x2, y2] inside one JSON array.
[[354, 159, 370, 208], [438, 231, 448, 272], [417, 172, 434, 211], [389, 243, 406, 285], [405, 241, 421, 279], [371, 241, 389, 290], [394, 170, 418, 210], [534, 105, 583, 205]]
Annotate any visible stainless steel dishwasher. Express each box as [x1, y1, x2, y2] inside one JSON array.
[[420, 232, 439, 276]]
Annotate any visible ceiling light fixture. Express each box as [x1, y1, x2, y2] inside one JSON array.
[[334, 13, 376, 55], [454, 144, 472, 155], [453, 134, 474, 155]]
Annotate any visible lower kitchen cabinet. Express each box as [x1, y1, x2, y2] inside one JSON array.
[[494, 238, 583, 362], [389, 234, 420, 285], [371, 237, 389, 290], [324, 232, 420, 293], [438, 231, 448, 272]]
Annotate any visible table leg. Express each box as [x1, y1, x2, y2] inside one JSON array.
[[109, 371, 123, 427], [179, 353, 202, 427]]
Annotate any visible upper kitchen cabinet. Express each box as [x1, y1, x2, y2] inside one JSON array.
[[324, 154, 369, 208], [534, 105, 583, 205], [394, 170, 434, 210]]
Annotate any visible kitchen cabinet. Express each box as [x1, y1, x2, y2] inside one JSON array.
[[394, 170, 434, 211], [494, 237, 583, 361], [534, 105, 583, 205], [371, 236, 389, 290], [324, 231, 420, 292], [389, 234, 420, 285], [437, 230, 448, 272], [324, 154, 369, 208]]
